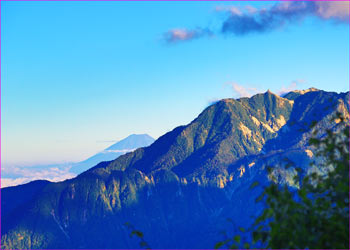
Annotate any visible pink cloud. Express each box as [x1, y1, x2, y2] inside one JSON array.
[[169, 1, 349, 43], [277, 79, 306, 96], [163, 28, 213, 44], [215, 6, 242, 16], [315, 1, 349, 22], [226, 82, 261, 98]]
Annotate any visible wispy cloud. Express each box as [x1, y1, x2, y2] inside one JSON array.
[[163, 28, 213, 44], [164, 1, 349, 43], [215, 5, 243, 16], [205, 98, 222, 108], [101, 149, 136, 154], [277, 79, 306, 96], [221, 1, 349, 36], [315, 1, 349, 21], [226, 82, 261, 98]]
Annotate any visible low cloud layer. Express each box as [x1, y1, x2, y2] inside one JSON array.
[[1, 165, 76, 188], [163, 1, 349, 43]]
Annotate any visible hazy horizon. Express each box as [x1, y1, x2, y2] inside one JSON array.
[[2, 1, 349, 167]]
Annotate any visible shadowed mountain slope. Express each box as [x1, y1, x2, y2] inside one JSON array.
[[1, 89, 348, 249]]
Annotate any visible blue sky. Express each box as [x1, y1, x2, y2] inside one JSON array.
[[1, 1, 349, 167]]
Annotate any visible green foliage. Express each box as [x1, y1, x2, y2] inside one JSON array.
[[214, 219, 251, 249], [124, 222, 151, 249], [251, 114, 349, 249], [214, 240, 228, 249], [215, 113, 349, 249]]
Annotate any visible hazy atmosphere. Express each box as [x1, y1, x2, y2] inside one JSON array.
[[1, 1, 349, 249], [2, 1, 348, 168]]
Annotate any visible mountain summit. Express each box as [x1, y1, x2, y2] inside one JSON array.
[[282, 87, 319, 100], [71, 134, 155, 174], [106, 134, 155, 151], [1, 89, 348, 249]]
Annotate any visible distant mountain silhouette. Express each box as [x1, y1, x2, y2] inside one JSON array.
[[71, 134, 155, 174], [1, 89, 348, 249], [1, 134, 155, 188]]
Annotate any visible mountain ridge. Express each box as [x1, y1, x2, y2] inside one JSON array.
[[1, 89, 349, 249]]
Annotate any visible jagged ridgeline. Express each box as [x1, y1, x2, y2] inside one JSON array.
[[1, 89, 349, 249]]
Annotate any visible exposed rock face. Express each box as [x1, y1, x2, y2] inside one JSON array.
[[1, 89, 349, 249]]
